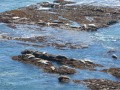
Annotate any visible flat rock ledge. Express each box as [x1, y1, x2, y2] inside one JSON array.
[[12, 50, 103, 74], [101, 68, 120, 78], [73, 79, 120, 90], [0, 35, 89, 50], [0, 1, 120, 31]]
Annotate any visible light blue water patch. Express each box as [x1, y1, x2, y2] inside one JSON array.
[[93, 23, 120, 49], [42, 26, 93, 44], [0, 23, 47, 38]]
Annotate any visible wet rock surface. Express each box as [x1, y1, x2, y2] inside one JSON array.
[[73, 79, 120, 90], [0, 1, 120, 31], [12, 54, 76, 75], [101, 68, 120, 78], [12, 49, 103, 75], [58, 75, 71, 83]]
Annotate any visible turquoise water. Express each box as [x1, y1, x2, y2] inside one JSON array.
[[0, 0, 120, 90]]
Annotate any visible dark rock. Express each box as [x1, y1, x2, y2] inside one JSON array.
[[21, 49, 34, 54], [73, 79, 120, 90], [37, 21, 46, 26], [58, 75, 70, 83], [101, 68, 120, 78], [57, 65, 76, 74], [45, 65, 76, 74], [33, 52, 50, 60], [107, 20, 118, 25], [107, 49, 116, 54], [20, 54, 35, 60], [16, 50, 103, 70], [12, 50, 76, 75], [40, 2, 54, 8], [56, 55, 67, 60], [54, 0, 75, 5], [112, 54, 118, 59], [12, 50, 103, 75]]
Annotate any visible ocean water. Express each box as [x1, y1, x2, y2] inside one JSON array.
[[0, 0, 120, 90]]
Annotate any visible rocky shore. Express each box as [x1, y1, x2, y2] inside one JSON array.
[[1, 0, 120, 89], [12, 49, 120, 90], [101, 68, 120, 78], [0, 1, 120, 31], [12, 49, 102, 74], [73, 79, 120, 90]]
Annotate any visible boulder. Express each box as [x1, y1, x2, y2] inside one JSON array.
[[58, 75, 70, 83]]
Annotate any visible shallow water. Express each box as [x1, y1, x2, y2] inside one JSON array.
[[0, 0, 120, 90]]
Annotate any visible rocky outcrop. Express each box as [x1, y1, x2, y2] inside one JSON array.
[[12, 49, 103, 74], [58, 75, 71, 83], [101, 68, 120, 78], [0, 2, 120, 31], [73, 79, 120, 90], [57, 75, 120, 90], [12, 55, 76, 75], [21, 50, 103, 70]]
